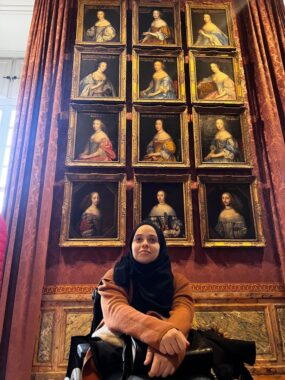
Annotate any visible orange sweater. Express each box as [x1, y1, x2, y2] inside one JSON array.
[[83, 269, 194, 379], [99, 268, 194, 349]]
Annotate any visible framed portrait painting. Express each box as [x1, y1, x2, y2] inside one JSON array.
[[189, 51, 243, 104], [66, 104, 126, 167], [132, 1, 181, 47], [198, 175, 265, 248], [60, 173, 126, 247], [132, 105, 190, 168], [193, 107, 253, 168], [185, 2, 234, 49], [76, 0, 126, 45], [133, 50, 186, 103], [71, 47, 126, 102], [134, 174, 194, 246]]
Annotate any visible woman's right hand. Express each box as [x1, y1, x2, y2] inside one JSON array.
[[159, 328, 189, 355], [144, 347, 176, 378]]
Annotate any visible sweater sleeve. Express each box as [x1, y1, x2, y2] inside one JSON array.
[[166, 273, 194, 337], [98, 269, 176, 350]]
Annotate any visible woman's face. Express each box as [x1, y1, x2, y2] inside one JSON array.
[[222, 192, 232, 207], [99, 62, 107, 72], [153, 10, 160, 19], [210, 63, 219, 73], [91, 192, 100, 206], [93, 119, 102, 131], [157, 190, 166, 204], [155, 119, 164, 132], [97, 11, 105, 20], [132, 225, 160, 264], [204, 14, 211, 23], [154, 61, 163, 72], [215, 119, 225, 130]]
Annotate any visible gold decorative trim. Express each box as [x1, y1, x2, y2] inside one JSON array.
[[43, 283, 285, 295]]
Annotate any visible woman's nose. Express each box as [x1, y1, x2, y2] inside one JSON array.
[[142, 238, 149, 246]]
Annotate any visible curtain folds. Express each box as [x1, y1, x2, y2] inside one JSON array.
[[237, 0, 285, 276], [0, 0, 71, 378]]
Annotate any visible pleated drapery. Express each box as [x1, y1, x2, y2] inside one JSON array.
[[236, 0, 285, 278], [0, 0, 72, 378]]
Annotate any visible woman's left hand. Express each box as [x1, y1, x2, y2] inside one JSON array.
[[144, 347, 176, 378], [159, 328, 189, 355]]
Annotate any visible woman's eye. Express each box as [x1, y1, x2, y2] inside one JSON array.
[[135, 237, 143, 243], [149, 238, 158, 244]]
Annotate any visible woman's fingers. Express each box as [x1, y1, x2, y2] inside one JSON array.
[[159, 328, 190, 355], [148, 354, 161, 377], [144, 348, 154, 366], [148, 353, 175, 378]]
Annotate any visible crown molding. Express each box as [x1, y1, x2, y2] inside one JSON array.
[[0, 4, 34, 14]]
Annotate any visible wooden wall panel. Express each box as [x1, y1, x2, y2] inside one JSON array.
[[31, 285, 285, 378]]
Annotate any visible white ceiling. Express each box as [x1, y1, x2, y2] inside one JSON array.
[[0, 0, 35, 57]]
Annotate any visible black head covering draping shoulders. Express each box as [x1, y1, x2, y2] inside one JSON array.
[[113, 222, 174, 318]]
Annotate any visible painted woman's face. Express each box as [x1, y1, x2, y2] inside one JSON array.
[[155, 119, 163, 132], [93, 119, 102, 131], [203, 14, 211, 23], [210, 63, 219, 73], [97, 11, 105, 20], [222, 192, 232, 207], [91, 192, 100, 206], [154, 61, 163, 72], [157, 190, 166, 204], [132, 224, 160, 264], [215, 119, 225, 130], [153, 10, 160, 19], [99, 62, 107, 72]]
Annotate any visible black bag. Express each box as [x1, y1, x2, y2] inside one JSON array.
[[122, 335, 214, 380]]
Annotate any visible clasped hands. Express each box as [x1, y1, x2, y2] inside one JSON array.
[[144, 328, 189, 378]]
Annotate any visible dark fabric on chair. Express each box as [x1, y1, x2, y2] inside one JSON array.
[[66, 335, 90, 378]]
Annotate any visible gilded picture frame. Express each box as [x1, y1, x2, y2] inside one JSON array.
[[60, 173, 126, 247], [185, 2, 235, 49], [189, 51, 243, 104], [198, 175, 265, 248], [71, 46, 126, 102], [134, 174, 194, 246], [132, 49, 186, 103], [76, 0, 126, 46], [132, 1, 181, 48], [132, 105, 190, 168], [193, 106, 253, 168], [66, 104, 126, 167]]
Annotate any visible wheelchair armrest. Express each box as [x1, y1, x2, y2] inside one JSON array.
[[77, 343, 90, 358]]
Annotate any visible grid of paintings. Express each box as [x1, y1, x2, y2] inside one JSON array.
[[59, 0, 265, 248]]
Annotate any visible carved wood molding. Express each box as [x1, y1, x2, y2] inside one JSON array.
[[42, 283, 285, 298]]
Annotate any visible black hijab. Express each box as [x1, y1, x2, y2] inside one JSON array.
[[113, 222, 174, 318]]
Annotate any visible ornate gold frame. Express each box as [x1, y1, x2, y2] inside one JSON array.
[[132, 49, 186, 103], [66, 104, 126, 167], [198, 175, 266, 248], [193, 106, 253, 168], [133, 174, 194, 246], [71, 46, 126, 102], [76, 0, 126, 46], [185, 2, 235, 49], [189, 51, 243, 104], [132, 105, 190, 168], [60, 173, 126, 247], [132, 1, 182, 48]]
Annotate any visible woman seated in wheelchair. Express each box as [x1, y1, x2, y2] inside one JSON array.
[[82, 222, 212, 380]]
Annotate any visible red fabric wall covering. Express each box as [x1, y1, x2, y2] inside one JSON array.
[[44, 0, 284, 286]]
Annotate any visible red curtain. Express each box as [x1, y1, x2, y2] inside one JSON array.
[[0, 0, 72, 378], [235, 0, 285, 277]]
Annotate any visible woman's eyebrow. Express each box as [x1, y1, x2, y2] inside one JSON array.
[[134, 234, 157, 238]]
